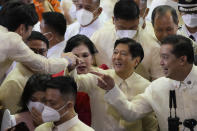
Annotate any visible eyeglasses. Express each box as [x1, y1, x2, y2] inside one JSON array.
[[30, 48, 47, 55]]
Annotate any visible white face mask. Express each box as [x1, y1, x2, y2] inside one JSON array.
[[76, 9, 94, 26], [42, 104, 68, 122], [182, 14, 197, 28], [116, 30, 137, 39], [69, 4, 77, 21], [27, 101, 45, 113]]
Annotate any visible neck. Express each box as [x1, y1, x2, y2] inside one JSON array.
[[174, 64, 193, 81], [49, 36, 64, 48], [116, 70, 134, 80], [54, 109, 76, 126], [185, 25, 197, 34]]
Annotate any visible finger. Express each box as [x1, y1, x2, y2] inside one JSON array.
[[97, 78, 108, 90], [90, 71, 105, 78], [31, 108, 41, 117]]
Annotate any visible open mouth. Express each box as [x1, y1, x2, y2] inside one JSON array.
[[77, 65, 87, 72], [114, 62, 123, 68], [163, 68, 168, 74]]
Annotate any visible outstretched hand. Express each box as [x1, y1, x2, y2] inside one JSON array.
[[61, 52, 83, 71], [90, 72, 115, 91]]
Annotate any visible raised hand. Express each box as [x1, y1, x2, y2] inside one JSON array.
[[61, 52, 82, 71], [31, 107, 43, 126], [90, 72, 115, 91]]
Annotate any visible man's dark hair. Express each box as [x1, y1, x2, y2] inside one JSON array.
[[64, 34, 98, 55], [45, 76, 77, 103], [0, 1, 38, 31], [114, 38, 144, 64], [19, 74, 51, 112], [161, 35, 194, 64], [27, 31, 49, 49], [152, 5, 178, 26], [42, 12, 67, 36], [114, 0, 140, 20], [0, 0, 19, 6]]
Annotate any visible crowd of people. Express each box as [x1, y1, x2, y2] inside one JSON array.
[[0, 0, 197, 131]]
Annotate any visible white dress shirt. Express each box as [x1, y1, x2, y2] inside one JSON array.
[[64, 15, 106, 41], [105, 65, 197, 131], [69, 68, 158, 131], [47, 40, 66, 58], [53, 115, 80, 131], [0, 25, 69, 85]]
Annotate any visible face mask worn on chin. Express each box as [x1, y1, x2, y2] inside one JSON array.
[[42, 104, 68, 122], [116, 30, 137, 39], [76, 8, 95, 26], [27, 101, 45, 113], [182, 14, 197, 28]]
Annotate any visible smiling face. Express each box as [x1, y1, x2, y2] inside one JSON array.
[[71, 44, 93, 74], [160, 44, 180, 79], [112, 43, 138, 78]]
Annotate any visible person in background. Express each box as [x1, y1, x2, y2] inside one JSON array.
[[178, 0, 197, 42], [64, 0, 106, 40], [0, 1, 79, 85], [64, 34, 98, 73], [35, 76, 94, 131], [150, 5, 197, 64], [91, 0, 163, 81], [0, 31, 49, 114], [11, 74, 51, 131], [40, 12, 67, 58]]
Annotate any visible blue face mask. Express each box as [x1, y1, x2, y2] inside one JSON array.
[[0, 6, 2, 10]]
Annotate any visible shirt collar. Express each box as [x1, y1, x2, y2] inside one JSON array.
[[172, 65, 197, 90], [113, 70, 137, 87], [55, 115, 79, 131]]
